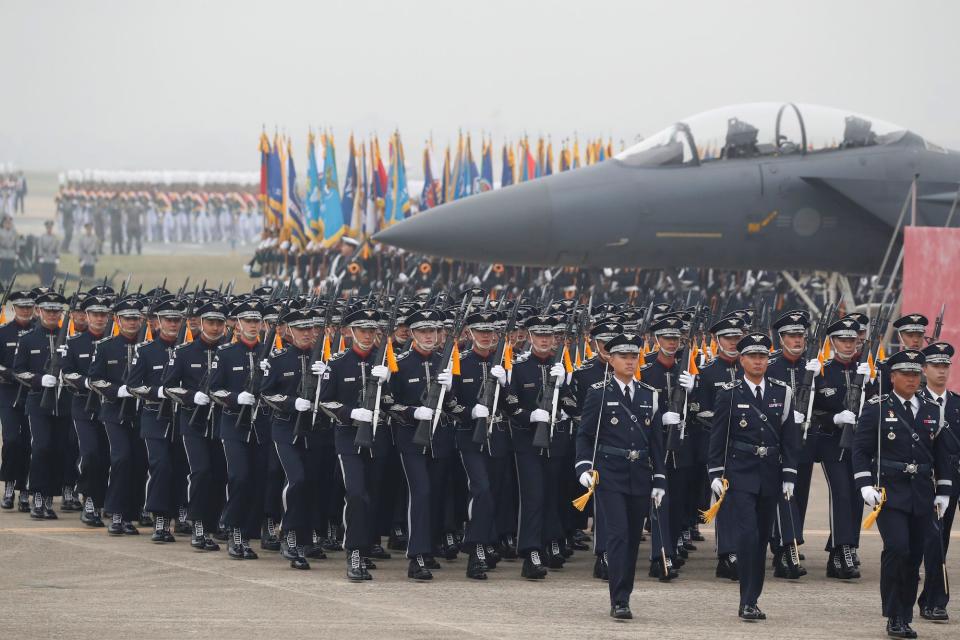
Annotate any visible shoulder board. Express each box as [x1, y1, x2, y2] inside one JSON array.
[[823, 358, 835, 365], [513, 352, 530, 364], [328, 350, 347, 362], [269, 347, 288, 358], [769, 349, 783, 360], [640, 362, 654, 371], [590, 380, 605, 390], [698, 358, 718, 370], [137, 339, 152, 348], [919, 395, 938, 406], [949, 390, 960, 400], [216, 342, 234, 351], [768, 378, 788, 388], [173, 342, 191, 351], [396, 350, 412, 361], [66, 332, 84, 342], [869, 394, 888, 405], [574, 360, 594, 372], [720, 380, 741, 391], [636, 381, 657, 393], [459, 350, 470, 361], [93, 336, 112, 346]]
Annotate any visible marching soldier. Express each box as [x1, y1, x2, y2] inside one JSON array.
[[386, 308, 459, 581], [61, 294, 112, 527], [575, 332, 670, 620], [88, 296, 146, 535], [812, 317, 870, 579], [766, 311, 812, 578], [853, 349, 952, 638], [0, 290, 35, 512], [209, 300, 269, 559], [708, 332, 800, 621], [695, 315, 746, 580], [259, 307, 320, 569], [36, 220, 60, 285], [14, 290, 70, 519], [126, 297, 185, 542], [162, 300, 228, 551], [916, 342, 958, 622]]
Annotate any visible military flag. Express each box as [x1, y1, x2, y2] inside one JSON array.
[[305, 131, 323, 239], [478, 139, 493, 193], [267, 134, 284, 229], [282, 138, 308, 249], [384, 132, 410, 225], [501, 143, 515, 188], [319, 134, 346, 246]]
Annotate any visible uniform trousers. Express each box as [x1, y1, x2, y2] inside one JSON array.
[[104, 420, 146, 520], [182, 431, 227, 531], [877, 506, 933, 622], [458, 449, 495, 545], [597, 488, 649, 605], [73, 410, 109, 507], [918, 488, 957, 610], [726, 489, 778, 607], [222, 436, 269, 538], [0, 404, 31, 487]]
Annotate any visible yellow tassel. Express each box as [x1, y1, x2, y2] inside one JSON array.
[[700, 478, 729, 524], [584, 341, 594, 359], [112, 322, 120, 337], [688, 348, 699, 375], [822, 338, 831, 361], [503, 343, 513, 371], [67, 318, 75, 337], [877, 343, 886, 362], [451, 342, 461, 375], [274, 332, 283, 351], [144, 323, 152, 341], [185, 325, 193, 343], [862, 487, 886, 529], [58, 316, 64, 328], [571, 470, 598, 511], [322, 335, 332, 362], [231, 330, 238, 343], [867, 351, 876, 380], [709, 337, 718, 357], [386, 338, 399, 373], [0, 307, 6, 324], [634, 364, 642, 381], [575, 350, 582, 369], [338, 335, 346, 353], [563, 346, 573, 373]]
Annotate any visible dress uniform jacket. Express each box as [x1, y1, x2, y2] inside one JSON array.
[[125, 336, 177, 439], [318, 346, 394, 457], [386, 348, 460, 456], [452, 348, 509, 455]]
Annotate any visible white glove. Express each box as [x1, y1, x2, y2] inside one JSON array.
[[371, 364, 390, 382], [311, 361, 327, 376], [856, 362, 870, 376], [294, 397, 312, 412], [602, 267, 613, 278], [259, 359, 270, 373], [793, 410, 805, 424], [157, 385, 165, 399], [471, 404, 490, 419], [560, 409, 569, 421], [41, 374, 58, 388], [437, 368, 453, 392], [662, 411, 681, 425], [116, 385, 132, 398], [678, 371, 695, 392], [549, 362, 566, 380], [530, 408, 550, 423], [651, 487, 665, 508], [490, 364, 507, 386], [833, 410, 856, 425], [861, 486, 882, 508], [350, 407, 373, 423], [237, 391, 255, 406], [804, 359, 821, 373], [396, 272, 409, 284], [193, 391, 210, 406], [935, 495, 950, 517], [782, 482, 795, 500], [711, 477, 725, 498], [414, 406, 434, 421], [579, 470, 595, 489]]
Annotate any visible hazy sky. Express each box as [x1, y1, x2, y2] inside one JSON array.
[[2, 0, 958, 175]]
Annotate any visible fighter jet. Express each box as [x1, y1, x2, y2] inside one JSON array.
[[374, 102, 960, 274]]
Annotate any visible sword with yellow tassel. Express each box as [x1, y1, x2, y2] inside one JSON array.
[[701, 383, 735, 524], [863, 374, 886, 529], [572, 361, 609, 512]]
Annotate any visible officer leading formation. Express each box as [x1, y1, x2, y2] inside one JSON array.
[[0, 276, 956, 639]]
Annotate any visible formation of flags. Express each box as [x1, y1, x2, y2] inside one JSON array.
[[258, 130, 619, 246]]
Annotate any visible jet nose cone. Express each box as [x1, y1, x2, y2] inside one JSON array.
[[374, 179, 554, 264]]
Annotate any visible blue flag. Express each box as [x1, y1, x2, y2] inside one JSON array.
[[384, 133, 410, 225], [341, 137, 357, 229], [306, 134, 322, 240], [319, 135, 345, 247], [284, 140, 308, 250]]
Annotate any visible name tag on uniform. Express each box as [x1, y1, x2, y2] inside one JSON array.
[[5, 342, 15, 347], [190, 363, 201, 368], [607, 402, 619, 406], [232, 366, 244, 371], [462, 378, 474, 383], [283, 371, 294, 377], [737, 404, 750, 409], [408, 378, 420, 383], [30, 349, 40, 354], [923, 419, 936, 425], [523, 383, 535, 388], [107, 360, 118, 364], [885, 417, 897, 422], [344, 377, 356, 382], [714, 382, 726, 387], [153, 365, 163, 370], [79, 354, 90, 359]]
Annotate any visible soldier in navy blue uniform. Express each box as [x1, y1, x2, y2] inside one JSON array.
[[88, 296, 146, 535], [209, 300, 269, 560], [916, 342, 959, 622], [385, 308, 461, 581], [14, 290, 71, 519], [259, 307, 320, 569], [575, 332, 670, 620], [637, 314, 690, 580], [853, 349, 953, 638], [317, 307, 390, 581], [126, 297, 185, 542], [0, 290, 36, 512], [162, 300, 228, 551], [451, 310, 507, 580], [811, 317, 870, 579], [708, 332, 800, 621], [766, 311, 812, 579], [61, 294, 112, 527], [694, 315, 745, 580], [570, 320, 621, 580], [503, 314, 570, 580]]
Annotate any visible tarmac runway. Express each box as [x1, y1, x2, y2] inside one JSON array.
[[1, 471, 957, 639]]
